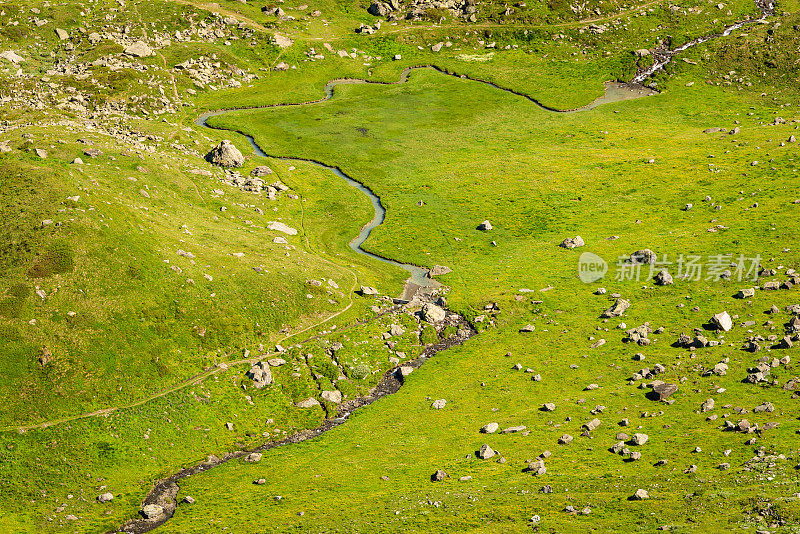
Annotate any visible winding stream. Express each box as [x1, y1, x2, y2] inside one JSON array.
[[120, 3, 774, 527], [194, 65, 657, 291], [633, 0, 775, 83], [196, 110, 434, 290]]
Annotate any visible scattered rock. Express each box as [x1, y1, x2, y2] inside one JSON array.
[[711, 311, 733, 332], [295, 397, 320, 408], [206, 140, 245, 168], [560, 236, 585, 249], [481, 422, 499, 433], [654, 270, 673, 285], [431, 399, 447, 409], [478, 444, 496, 459], [141, 504, 164, 519], [602, 299, 630, 318], [124, 41, 154, 58]]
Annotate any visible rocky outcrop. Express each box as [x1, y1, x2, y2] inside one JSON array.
[[246, 362, 273, 389], [124, 41, 154, 58], [366, 0, 478, 22], [206, 140, 245, 168]]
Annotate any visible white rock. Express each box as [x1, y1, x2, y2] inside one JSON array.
[[267, 221, 298, 235]]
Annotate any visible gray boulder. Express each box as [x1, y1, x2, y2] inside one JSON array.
[[124, 41, 154, 58], [246, 362, 273, 388], [368, 1, 392, 16], [206, 140, 245, 168], [601, 298, 630, 318], [481, 422, 499, 433], [654, 270, 673, 285], [651, 382, 677, 401], [322, 390, 342, 404], [141, 504, 164, 519], [711, 311, 733, 332], [296, 397, 320, 408], [422, 303, 446, 323], [559, 236, 585, 249], [478, 444, 496, 459], [629, 249, 657, 264], [251, 166, 273, 177]]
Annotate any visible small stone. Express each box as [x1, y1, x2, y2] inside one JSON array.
[[481, 422, 499, 433], [478, 444, 496, 459]]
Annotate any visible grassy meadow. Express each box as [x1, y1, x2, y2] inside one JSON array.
[[0, 0, 799, 531]]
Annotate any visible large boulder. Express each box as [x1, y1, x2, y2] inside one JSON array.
[[246, 362, 273, 389], [267, 221, 298, 235], [711, 311, 733, 332], [141, 504, 164, 519], [629, 249, 657, 264], [296, 397, 320, 408], [481, 422, 499, 433], [206, 140, 245, 168], [651, 382, 678, 401], [559, 236, 585, 249], [429, 265, 452, 277], [124, 41, 153, 58], [601, 298, 630, 318], [422, 303, 446, 323], [736, 288, 755, 298], [653, 269, 673, 285], [251, 166, 273, 177], [0, 50, 25, 63], [321, 390, 342, 404], [368, 1, 392, 16], [477, 444, 496, 459]]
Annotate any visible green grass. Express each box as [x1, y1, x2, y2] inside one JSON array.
[[179, 64, 800, 532], [1, 0, 800, 530]]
